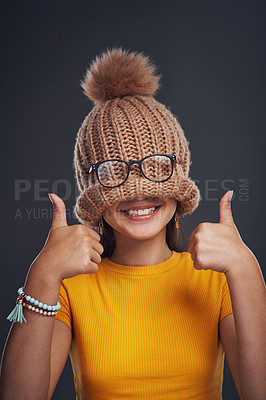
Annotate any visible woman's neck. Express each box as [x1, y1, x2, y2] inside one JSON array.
[[109, 227, 172, 267]]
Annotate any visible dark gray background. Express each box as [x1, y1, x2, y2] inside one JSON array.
[[1, 1, 265, 399]]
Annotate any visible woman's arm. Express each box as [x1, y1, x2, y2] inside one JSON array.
[[188, 190, 266, 399], [224, 250, 266, 400], [47, 320, 72, 400], [0, 265, 71, 400], [0, 193, 103, 399]]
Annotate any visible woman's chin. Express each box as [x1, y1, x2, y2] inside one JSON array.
[[119, 223, 163, 241]]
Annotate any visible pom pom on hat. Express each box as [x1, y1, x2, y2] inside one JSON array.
[[81, 47, 161, 106]]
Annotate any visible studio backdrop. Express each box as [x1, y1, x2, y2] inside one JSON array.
[[1, 1, 265, 399]]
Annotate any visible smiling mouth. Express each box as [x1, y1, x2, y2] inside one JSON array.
[[120, 205, 161, 217], [120, 206, 160, 216]]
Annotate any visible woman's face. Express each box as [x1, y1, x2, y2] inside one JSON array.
[[102, 196, 177, 240]]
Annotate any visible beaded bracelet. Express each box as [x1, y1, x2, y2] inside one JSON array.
[[7, 286, 61, 324], [22, 300, 59, 316], [18, 287, 61, 312]]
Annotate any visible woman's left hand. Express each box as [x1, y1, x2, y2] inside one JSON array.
[[187, 190, 254, 274]]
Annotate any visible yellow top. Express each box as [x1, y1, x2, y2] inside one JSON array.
[[55, 251, 233, 400]]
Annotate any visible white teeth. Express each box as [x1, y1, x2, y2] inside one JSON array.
[[124, 207, 156, 216]]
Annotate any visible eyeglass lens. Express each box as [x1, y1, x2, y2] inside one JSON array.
[[97, 155, 172, 187]]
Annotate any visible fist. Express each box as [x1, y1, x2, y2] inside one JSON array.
[[187, 190, 250, 274], [31, 193, 104, 283]]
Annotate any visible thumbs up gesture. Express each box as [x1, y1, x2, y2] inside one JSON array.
[[187, 190, 251, 274], [31, 193, 104, 284]]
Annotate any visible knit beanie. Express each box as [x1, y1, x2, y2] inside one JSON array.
[[73, 47, 201, 228]]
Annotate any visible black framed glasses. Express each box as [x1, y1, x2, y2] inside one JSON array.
[[87, 154, 177, 188]]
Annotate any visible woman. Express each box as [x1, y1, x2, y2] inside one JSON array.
[[1, 48, 265, 400]]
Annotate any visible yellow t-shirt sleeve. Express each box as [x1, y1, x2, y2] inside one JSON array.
[[55, 280, 72, 330], [219, 275, 233, 323]]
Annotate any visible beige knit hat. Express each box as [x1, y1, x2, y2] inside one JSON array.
[[73, 47, 201, 228]]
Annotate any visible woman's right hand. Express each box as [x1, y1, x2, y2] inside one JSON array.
[[30, 193, 104, 285]]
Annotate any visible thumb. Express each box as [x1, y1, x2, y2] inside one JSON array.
[[48, 193, 68, 229], [219, 190, 235, 225]]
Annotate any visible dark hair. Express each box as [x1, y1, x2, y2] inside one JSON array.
[[100, 209, 187, 258]]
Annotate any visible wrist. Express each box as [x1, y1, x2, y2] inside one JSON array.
[[225, 247, 259, 281], [23, 262, 62, 305], [29, 258, 62, 288]]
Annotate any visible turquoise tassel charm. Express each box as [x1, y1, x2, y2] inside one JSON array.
[[7, 295, 27, 324]]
